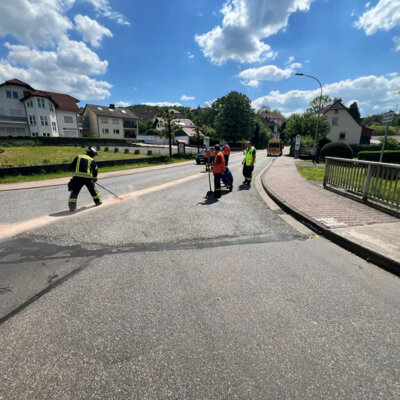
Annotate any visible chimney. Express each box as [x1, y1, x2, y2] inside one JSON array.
[[109, 104, 115, 109]]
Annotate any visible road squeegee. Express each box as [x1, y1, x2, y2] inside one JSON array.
[[95, 182, 123, 200]]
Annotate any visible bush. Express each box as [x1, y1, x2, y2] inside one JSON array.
[[320, 141, 353, 159], [114, 148, 119, 152], [350, 144, 380, 157], [147, 150, 153, 155], [134, 149, 140, 154], [124, 149, 129, 154], [358, 150, 400, 164], [318, 137, 331, 149], [104, 147, 109, 151]]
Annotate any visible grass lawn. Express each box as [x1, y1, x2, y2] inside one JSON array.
[[297, 166, 325, 181], [0, 146, 150, 167], [0, 157, 193, 184]]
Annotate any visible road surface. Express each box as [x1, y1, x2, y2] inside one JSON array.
[[0, 151, 399, 399]]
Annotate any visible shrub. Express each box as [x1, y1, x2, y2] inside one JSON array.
[[320, 141, 353, 159], [318, 137, 331, 149], [114, 148, 119, 152], [350, 144, 380, 157], [358, 150, 400, 164], [134, 149, 140, 154], [124, 149, 129, 154], [104, 147, 109, 151], [147, 150, 153, 155]]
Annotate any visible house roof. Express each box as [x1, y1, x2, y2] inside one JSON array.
[[21, 90, 80, 112], [0, 79, 35, 91], [176, 127, 203, 137], [133, 107, 158, 122], [85, 104, 138, 119], [172, 118, 194, 128], [260, 112, 284, 120]]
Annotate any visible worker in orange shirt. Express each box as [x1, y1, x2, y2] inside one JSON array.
[[223, 143, 231, 166], [211, 144, 226, 199]]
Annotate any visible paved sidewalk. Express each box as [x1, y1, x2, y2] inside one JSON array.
[[262, 155, 400, 275]]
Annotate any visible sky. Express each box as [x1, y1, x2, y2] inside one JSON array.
[[0, 0, 399, 117]]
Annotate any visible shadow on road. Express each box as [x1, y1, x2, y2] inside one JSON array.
[[49, 206, 94, 217], [237, 184, 251, 191]]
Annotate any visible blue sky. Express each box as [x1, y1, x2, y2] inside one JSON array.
[[0, 0, 399, 117]]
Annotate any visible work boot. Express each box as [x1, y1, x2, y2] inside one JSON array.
[[69, 204, 76, 212], [95, 200, 102, 206]]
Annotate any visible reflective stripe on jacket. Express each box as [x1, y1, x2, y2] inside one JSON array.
[[212, 151, 225, 174], [73, 155, 95, 179], [244, 147, 256, 166]]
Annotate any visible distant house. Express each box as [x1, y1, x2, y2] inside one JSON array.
[[0, 78, 79, 137], [169, 109, 182, 118], [83, 104, 139, 139], [320, 99, 372, 145], [260, 112, 284, 135], [133, 107, 158, 122], [171, 118, 201, 144]]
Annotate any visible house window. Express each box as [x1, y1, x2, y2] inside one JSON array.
[[6, 90, 12, 98], [101, 118, 108, 124], [112, 119, 119, 125], [40, 115, 49, 126], [334, 109, 339, 114], [26, 100, 33, 108], [102, 128, 109, 134], [332, 117, 339, 126], [339, 132, 346, 140], [37, 98, 45, 108], [113, 129, 120, 134], [52, 121, 57, 132], [64, 116, 73, 123], [29, 115, 36, 125], [13, 91, 18, 99], [49, 103, 54, 112]]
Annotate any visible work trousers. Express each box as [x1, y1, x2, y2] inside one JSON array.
[[68, 177, 101, 210], [213, 173, 222, 198], [243, 164, 254, 183]]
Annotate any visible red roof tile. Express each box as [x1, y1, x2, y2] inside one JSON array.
[[22, 90, 79, 112]]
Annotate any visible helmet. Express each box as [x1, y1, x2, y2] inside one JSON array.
[[86, 147, 97, 157], [214, 144, 220, 151]]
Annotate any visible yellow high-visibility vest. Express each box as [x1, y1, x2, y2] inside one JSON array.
[[73, 155, 94, 179], [244, 147, 256, 166]]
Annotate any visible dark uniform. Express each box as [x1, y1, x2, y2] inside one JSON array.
[[212, 145, 226, 199], [68, 148, 101, 211]]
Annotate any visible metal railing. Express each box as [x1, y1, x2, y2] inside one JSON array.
[[324, 157, 400, 211]]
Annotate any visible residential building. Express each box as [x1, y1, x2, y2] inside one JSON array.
[[83, 104, 139, 139], [0, 78, 80, 137], [133, 107, 158, 122], [260, 112, 284, 135], [320, 99, 372, 145]]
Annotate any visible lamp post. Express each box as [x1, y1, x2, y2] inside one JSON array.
[[295, 73, 323, 163]]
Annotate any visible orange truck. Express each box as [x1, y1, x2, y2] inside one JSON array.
[[267, 139, 283, 156]]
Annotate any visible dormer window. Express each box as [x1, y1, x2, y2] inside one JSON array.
[[37, 98, 45, 108]]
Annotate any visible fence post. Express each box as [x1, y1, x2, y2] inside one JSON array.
[[362, 164, 372, 202], [323, 158, 330, 188]]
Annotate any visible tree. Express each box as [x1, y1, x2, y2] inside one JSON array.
[[348, 101, 361, 122], [192, 122, 203, 153], [213, 91, 255, 143], [160, 110, 179, 157], [308, 95, 333, 113], [283, 111, 330, 145]]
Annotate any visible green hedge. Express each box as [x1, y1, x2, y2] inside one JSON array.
[[0, 135, 134, 147], [321, 141, 353, 159], [350, 144, 381, 157], [358, 150, 400, 164]]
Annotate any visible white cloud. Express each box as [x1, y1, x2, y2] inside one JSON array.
[[239, 62, 302, 86], [144, 102, 183, 107], [116, 101, 131, 107], [394, 36, 400, 51], [252, 73, 400, 116], [0, 0, 73, 47], [85, 0, 130, 26], [74, 14, 113, 47], [181, 94, 195, 101], [187, 51, 195, 59], [195, 0, 314, 64], [365, 2, 371, 8], [355, 0, 400, 35]]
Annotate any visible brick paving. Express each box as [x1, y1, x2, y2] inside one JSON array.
[[263, 156, 398, 229]]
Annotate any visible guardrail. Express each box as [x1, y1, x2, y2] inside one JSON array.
[[324, 157, 400, 211]]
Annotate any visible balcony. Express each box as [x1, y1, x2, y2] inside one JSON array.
[[0, 115, 28, 124], [123, 120, 137, 129]]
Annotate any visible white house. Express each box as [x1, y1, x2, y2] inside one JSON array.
[[321, 99, 372, 145], [0, 78, 80, 137]]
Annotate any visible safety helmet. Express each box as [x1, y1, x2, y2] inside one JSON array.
[[86, 147, 97, 157], [214, 144, 220, 151]]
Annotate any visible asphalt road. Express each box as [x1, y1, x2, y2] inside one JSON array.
[[0, 151, 399, 399]]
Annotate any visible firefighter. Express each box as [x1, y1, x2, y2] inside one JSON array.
[[242, 141, 256, 186], [223, 143, 231, 166], [211, 144, 225, 199], [68, 147, 102, 211]]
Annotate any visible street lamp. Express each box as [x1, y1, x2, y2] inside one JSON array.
[[295, 72, 323, 163]]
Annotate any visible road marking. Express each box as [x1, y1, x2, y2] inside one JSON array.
[[0, 157, 247, 241]]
